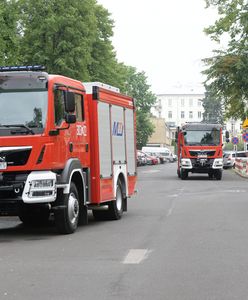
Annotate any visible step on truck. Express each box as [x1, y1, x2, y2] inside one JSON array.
[[0, 66, 137, 234], [176, 123, 224, 180]]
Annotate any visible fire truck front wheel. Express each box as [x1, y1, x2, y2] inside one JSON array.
[[55, 182, 80, 234], [180, 169, 188, 180], [214, 169, 222, 180], [18, 204, 50, 226]]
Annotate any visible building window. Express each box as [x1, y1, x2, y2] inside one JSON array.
[[198, 111, 201, 119], [168, 99, 172, 106], [181, 111, 185, 119], [198, 100, 202, 106], [168, 111, 172, 119], [181, 99, 184, 107], [189, 111, 193, 119], [189, 98, 193, 106]]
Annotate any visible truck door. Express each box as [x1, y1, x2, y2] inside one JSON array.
[[53, 89, 89, 167], [73, 93, 89, 166]]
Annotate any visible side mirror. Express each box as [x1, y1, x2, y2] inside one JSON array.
[[175, 131, 178, 143], [65, 113, 76, 124], [65, 91, 75, 112]]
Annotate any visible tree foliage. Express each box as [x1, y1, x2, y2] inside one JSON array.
[[0, 0, 21, 65], [203, 0, 248, 119], [0, 0, 156, 148], [122, 66, 156, 149], [202, 84, 224, 124]]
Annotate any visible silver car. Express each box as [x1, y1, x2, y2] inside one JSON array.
[[223, 151, 248, 169]]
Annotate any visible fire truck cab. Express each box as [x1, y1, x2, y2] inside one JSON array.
[[0, 66, 137, 234], [176, 123, 223, 180]]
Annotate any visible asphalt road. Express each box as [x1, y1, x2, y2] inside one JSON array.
[[1, 164, 248, 300]]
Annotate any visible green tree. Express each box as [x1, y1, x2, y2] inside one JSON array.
[[122, 66, 156, 149], [88, 4, 121, 85], [0, 1, 156, 149], [0, 0, 21, 65], [18, 0, 98, 80], [203, 0, 248, 119], [202, 84, 224, 124]]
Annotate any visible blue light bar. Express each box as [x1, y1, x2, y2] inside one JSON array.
[[0, 65, 46, 72]]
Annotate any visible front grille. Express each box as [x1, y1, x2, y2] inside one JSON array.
[[191, 158, 215, 169], [0, 147, 32, 166], [0, 172, 29, 199], [189, 150, 216, 157]]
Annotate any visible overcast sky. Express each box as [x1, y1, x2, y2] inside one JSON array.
[[97, 0, 219, 94]]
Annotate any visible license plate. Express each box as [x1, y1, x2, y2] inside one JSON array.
[[0, 162, 7, 170]]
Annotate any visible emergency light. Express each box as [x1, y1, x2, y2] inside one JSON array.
[[0, 65, 46, 72]]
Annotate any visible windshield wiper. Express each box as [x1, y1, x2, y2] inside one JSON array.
[[0, 124, 35, 135]]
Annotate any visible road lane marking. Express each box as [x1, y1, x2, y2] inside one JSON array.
[[123, 249, 151, 264], [226, 189, 246, 193], [139, 170, 160, 174]]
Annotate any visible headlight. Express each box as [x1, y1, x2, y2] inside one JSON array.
[[213, 158, 223, 168], [31, 179, 55, 189], [181, 158, 192, 168], [22, 171, 57, 203]]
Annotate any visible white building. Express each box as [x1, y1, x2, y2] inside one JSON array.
[[152, 88, 205, 128], [151, 86, 243, 144]]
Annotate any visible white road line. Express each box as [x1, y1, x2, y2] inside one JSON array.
[[168, 194, 179, 198], [167, 204, 175, 217], [139, 170, 160, 174], [123, 249, 151, 264]]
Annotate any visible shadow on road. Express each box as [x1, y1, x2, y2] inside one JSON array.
[[0, 213, 120, 241]]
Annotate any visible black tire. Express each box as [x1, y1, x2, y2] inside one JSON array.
[[180, 169, 188, 180], [54, 182, 80, 234], [92, 180, 124, 221], [19, 205, 50, 226], [215, 169, 222, 180], [208, 172, 214, 179], [108, 181, 124, 220]]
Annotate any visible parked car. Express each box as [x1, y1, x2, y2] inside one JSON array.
[[223, 151, 248, 169], [144, 153, 159, 165], [141, 146, 174, 163], [137, 150, 147, 166]]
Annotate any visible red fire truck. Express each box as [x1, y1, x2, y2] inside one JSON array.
[[176, 123, 224, 180], [0, 66, 137, 234]]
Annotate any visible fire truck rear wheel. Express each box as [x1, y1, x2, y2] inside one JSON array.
[[92, 180, 124, 221], [55, 182, 80, 234], [108, 180, 124, 220]]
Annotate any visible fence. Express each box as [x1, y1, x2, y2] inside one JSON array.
[[234, 158, 248, 178]]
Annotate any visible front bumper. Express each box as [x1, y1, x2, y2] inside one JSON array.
[[181, 158, 223, 171], [0, 171, 57, 204]]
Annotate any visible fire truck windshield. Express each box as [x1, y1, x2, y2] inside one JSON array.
[[184, 129, 220, 146], [0, 90, 48, 135]]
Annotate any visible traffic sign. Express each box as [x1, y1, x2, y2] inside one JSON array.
[[242, 132, 248, 142], [242, 118, 248, 129], [232, 137, 239, 145]]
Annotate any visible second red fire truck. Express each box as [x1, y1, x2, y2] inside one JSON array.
[[176, 123, 224, 180], [0, 66, 137, 234]]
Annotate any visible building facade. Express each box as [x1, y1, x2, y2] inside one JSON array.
[[152, 90, 205, 128], [146, 117, 174, 151]]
